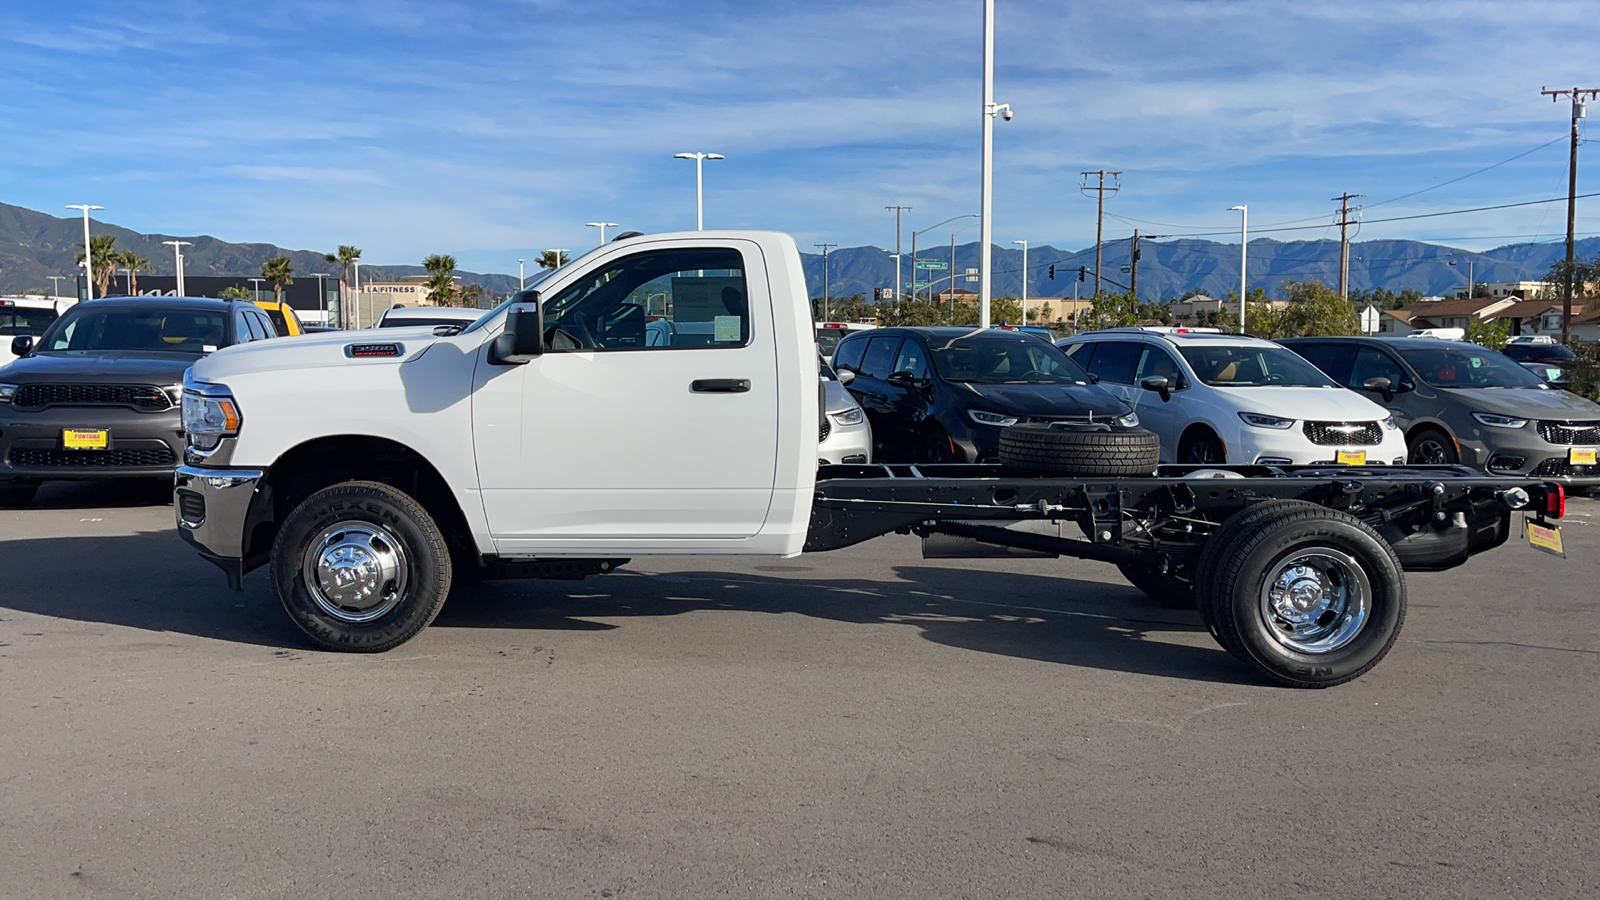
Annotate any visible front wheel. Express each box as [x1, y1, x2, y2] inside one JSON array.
[[1407, 427, 1458, 465], [271, 480, 453, 652], [1201, 504, 1406, 688]]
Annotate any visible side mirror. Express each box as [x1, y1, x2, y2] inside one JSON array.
[[836, 368, 856, 386], [11, 335, 33, 357], [1139, 375, 1171, 402], [489, 298, 543, 366], [1087, 373, 1101, 384], [1361, 376, 1395, 403], [886, 371, 915, 389]]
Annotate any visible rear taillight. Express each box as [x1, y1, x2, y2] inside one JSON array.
[[1543, 482, 1566, 519]]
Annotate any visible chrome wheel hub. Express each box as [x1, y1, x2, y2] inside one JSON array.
[[302, 520, 410, 623], [1259, 548, 1370, 654]]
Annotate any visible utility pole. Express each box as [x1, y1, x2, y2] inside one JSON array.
[[1080, 170, 1121, 296], [886, 206, 911, 307], [1333, 192, 1361, 301], [1542, 86, 1599, 344], [814, 243, 836, 321], [1129, 229, 1140, 314]]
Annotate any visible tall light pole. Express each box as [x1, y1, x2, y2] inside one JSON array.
[[162, 240, 192, 296], [886, 206, 912, 305], [47, 275, 67, 298], [352, 260, 362, 329], [546, 249, 569, 273], [814, 243, 836, 321], [248, 277, 264, 303], [586, 222, 619, 246], [518, 258, 526, 290], [912, 214, 979, 301], [65, 204, 103, 299], [308, 273, 330, 322], [1013, 240, 1028, 325], [1229, 205, 1248, 332], [1449, 259, 1475, 300], [980, 0, 1012, 329], [673, 152, 724, 230]]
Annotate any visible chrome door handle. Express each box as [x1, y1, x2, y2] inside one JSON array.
[[691, 378, 751, 393]]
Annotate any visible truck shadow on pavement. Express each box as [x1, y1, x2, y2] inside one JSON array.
[[0, 529, 1251, 685]]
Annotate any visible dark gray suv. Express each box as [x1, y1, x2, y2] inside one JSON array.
[[1281, 336, 1600, 488]]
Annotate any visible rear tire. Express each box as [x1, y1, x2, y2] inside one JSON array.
[[998, 425, 1160, 477], [1407, 427, 1457, 465], [1179, 430, 1225, 465], [1201, 504, 1406, 688], [1116, 562, 1195, 609], [0, 482, 39, 507], [271, 480, 452, 652], [917, 428, 960, 464]]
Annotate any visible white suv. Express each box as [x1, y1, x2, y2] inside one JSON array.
[[1056, 329, 1408, 466]]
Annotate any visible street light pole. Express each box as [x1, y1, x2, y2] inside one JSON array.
[[248, 278, 264, 303], [547, 249, 569, 273], [308, 273, 329, 322], [65, 204, 103, 299], [518, 259, 525, 290], [912, 214, 980, 301], [1229, 205, 1248, 332], [814, 243, 836, 320], [586, 222, 619, 246], [162, 240, 192, 296], [1449, 259, 1475, 300], [352, 261, 362, 329], [1013, 240, 1028, 325], [673, 152, 724, 230], [47, 275, 67, 298], [979, 0, 1012, 329]]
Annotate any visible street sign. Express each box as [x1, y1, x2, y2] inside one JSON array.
[[1119, 265, 1132, 274], [915, 260, 948, 270], [1360, 304, 1380, 334], [913, 280, 932, 288]]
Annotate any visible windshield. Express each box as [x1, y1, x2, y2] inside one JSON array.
[[1505, 343, 1577, 362], [38, 306, 227, 354], [0, 307, 59, 337], [459, 267, 560, 334], [262, 307, 290, 336], [816, 330, 846, 357], [930, 336, 1089, 384], [1399, 345, 1546, 388], [1179, 345, 1338, 387]]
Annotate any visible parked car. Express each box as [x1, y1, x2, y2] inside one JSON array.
[[990, 324, 1054, 340], [818, 360, 871, 465], [1056, 328, 1408, 466], [0, 296, 277, 506], [1281, 335, 1600, 486], [815, 321, 876, 366], [831, 326, 1137, 463], [253, 298, 306, 336], [1519, 361, 1571, 387], [0, 296, 76, 338], [375, 305, 486, 331]]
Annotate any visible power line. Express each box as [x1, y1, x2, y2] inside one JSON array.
[[1079, 170, 1120, 295], [1142, 191, 1600, 240], [1363, 135, 1568, 209]]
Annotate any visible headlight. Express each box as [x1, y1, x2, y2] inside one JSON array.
[[1238, 411, 1295, 429], [182, 384, 242, 450], [1471, 412, 1527, 429], [828, 407, 864, 426], [163, 384, 184, 406], [968, 409, 1020, 427], [1114, 412, 1140, 428], [0, 383, 16, 404], [1381, 415, 1398, 430]]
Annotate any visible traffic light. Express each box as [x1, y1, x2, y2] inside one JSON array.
[[1048, 264, 1056, 280], [1078, 266, 1086, 282]]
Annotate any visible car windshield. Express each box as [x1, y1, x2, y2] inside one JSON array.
[[1507, 343, 1577, 362], [262, 307, 291, 336], [1400, 345, 1546, 388], [930, 336, 1089, 384], [0, 307, 59, 337], [1179, 345, 1338, 387], [459, 267, 560, 334], [39, 306, 227, 354], [816, 330, 847, 357]]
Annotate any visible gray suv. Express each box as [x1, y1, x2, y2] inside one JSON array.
[[1280, 336, 1600, 488]]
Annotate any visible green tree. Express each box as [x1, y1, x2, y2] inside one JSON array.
[[260, 256, 294, 304], [74, 233, 118, 298], [878, 300, 950, 327], [1079, 290, 1140, 330], [1276, 279, 1357, 337], [818, 293, 873, 323], [459, 282, 487, 308], [115, 250, 152, 295], [218, 285, 253, 300], [323, 245, 362, 324], [1465, 316, 1510, 350], [536, 249, 570, 271], [422, 254, 458, 305]]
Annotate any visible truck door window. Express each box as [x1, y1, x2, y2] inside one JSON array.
[[541, 248, 750, 351], [859, 336, 902, 379], [1350, 347, 1407, 390], [891, 340, 928, 383], [833, 336, 867, 372], [1135, 346, 1185, 388]]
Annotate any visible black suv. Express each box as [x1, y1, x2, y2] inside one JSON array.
[[0, 297, 278, 506], [831, 326, 1137, 463]]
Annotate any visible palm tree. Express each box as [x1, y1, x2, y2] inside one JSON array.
[[459, 282, 486, 308], [423, 254, 457, 276], [323, 245, 362, 324], [74, 233, 118, 298], [116, 251, 152, 295], [261, 256, 294, 304], [536, 249, 569, 270], [218, 286, 253, 300], [422, 254, 458, 305]]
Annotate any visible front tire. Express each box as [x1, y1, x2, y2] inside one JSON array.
[[1180, 430, 1225, 465], [1407, 427, 1458, 465], [271, 480, 453, 652]]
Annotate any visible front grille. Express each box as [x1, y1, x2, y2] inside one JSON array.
[[13, 383, 171, 411], [819, 417, 832, 442], [8, 446, 177, 468], [1531, 457, 1600, 479], [1536, 420, 1600, 445], [1303, 420, 1382, 446]]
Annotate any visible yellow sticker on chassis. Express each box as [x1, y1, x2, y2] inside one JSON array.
[[1336, 450, 1367, 465], [62, 429, 109, 450], [1570, 447, 1597, 465], [1525, 519, 1564, 557]]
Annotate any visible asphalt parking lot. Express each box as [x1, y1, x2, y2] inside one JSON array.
[[2, 482, 1597, 899]]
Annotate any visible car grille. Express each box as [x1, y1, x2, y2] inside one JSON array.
[[1303, 420, 1382, 446], [819, 417, 832, 442], [13, 383, 172, 411], [1531, 457, 1600, 479], [1536, 420, 1600, 445], [8, 446, 177, 468]]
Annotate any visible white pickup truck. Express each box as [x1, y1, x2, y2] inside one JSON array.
[[175, 230, 1564, 688]]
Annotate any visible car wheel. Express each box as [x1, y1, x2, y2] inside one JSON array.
[[917, 429, 960, 464], [1406, 427, 1457, 465], [0, 482, 39, 507], [1180, 431, 1225, 465], [270, 480, 453, 652], [998, 424, 1161, 477]]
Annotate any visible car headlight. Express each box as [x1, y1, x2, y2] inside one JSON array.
[[0, 382, 16, 404], [1114, 411, 1140, 428], [1381, 415, 1398, 430], [968, 409, 1020, 427], [1471, 412, 1528, 429], [1238, 411, 1295, 429], [182, 384, 242, 450], [828, 407, 864, 426], [163, 384, 184, 406]]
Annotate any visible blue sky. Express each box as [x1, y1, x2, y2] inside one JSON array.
[[2, 0, 1596, 275]]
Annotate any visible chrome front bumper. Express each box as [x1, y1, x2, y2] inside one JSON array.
[[174, 465, 265, 590]]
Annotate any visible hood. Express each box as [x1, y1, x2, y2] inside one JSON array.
[[823, 379, 860, 414], [0, 350, 197, 385], [1449, 385, 1600, 419], [957, 381, 1129, 418], [1209, 385, 1389, 422], [190, 329, 446, 382]]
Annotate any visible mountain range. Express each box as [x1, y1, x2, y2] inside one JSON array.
[[3, 200, 1595, 303]]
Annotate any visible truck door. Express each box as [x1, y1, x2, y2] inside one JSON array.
[[472, 241, 779, 551]]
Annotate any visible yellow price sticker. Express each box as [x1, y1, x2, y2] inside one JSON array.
[[1336, 450, 1367, 466], [62, 429, 109, 450], [1570, 447, 1597, 465], [1526, 520, 1565, 557]]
